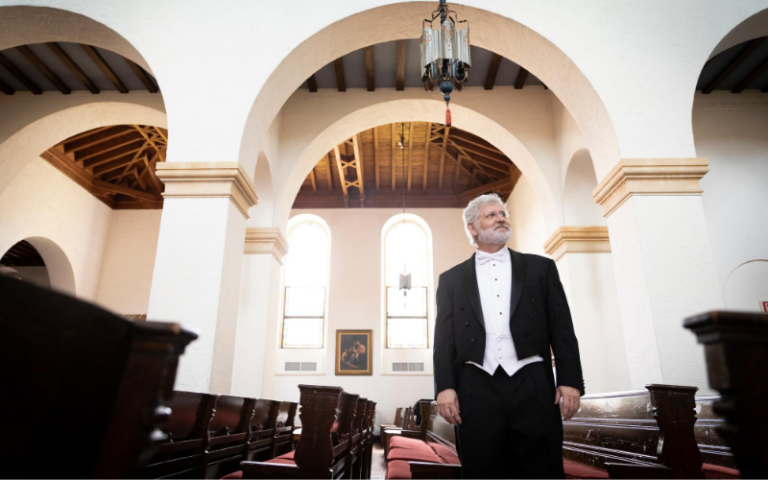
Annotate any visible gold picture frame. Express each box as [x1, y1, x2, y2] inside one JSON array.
[[335, 329, 372, 375]]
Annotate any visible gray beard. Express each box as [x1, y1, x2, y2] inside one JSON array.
[[477, 223, 512, 245]]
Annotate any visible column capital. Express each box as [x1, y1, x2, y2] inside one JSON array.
[[592, 158, 709, 217], [244, 227, 289, 264], [156, 162, 258, 218], [544, 226, 610, 261]]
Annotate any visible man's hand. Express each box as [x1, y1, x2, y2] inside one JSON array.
[[555, 385, 580, 420], [436, 389, 462, 425]]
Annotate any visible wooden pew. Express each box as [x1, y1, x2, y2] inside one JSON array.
[[379, 407, 403, 437], [203, 395, 256, 478], [272, 401, 299, 458], [244, 399, 281, 462], [348, 398, 368, 479], [140, 392, 217, 478], [361, 400, 377, 479], [686, 310, 767, 479], [0, 274, 197, 479], [382, 406, 414, 456]]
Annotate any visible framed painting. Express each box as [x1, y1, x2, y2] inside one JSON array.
[[335, 329, 372, 375]]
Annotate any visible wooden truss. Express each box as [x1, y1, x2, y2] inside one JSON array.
[[42, 125, 167, 209]]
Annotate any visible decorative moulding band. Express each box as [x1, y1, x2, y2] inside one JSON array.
[[155, 162, 258, 218], [244, 227, 289, 263], [592, 158, 709, 217], [543, 226, 610, 262]]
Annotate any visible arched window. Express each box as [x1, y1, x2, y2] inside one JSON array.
[[281, 215, 330, 349], [383, 215, 432, 349]]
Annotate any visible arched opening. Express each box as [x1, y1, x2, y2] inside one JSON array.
[[239, 2, 619, 180], [0, 237, 76, 295], [692, 8, 768, 298], [563, 149, 604, 227]]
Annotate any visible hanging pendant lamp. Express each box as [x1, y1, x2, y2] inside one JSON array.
[[420, 0, 471, 127]]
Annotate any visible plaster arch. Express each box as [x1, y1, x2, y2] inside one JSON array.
[[708, 7, 768, 59], [0, 95, 166, 196], [248, 151, 276, 228], [723, 260, 768, 312], [239, 2, 620, 180], [274, 98, 559, 236], [0, 6, 154, 74], [2, 236, 77, 295], [563, 149, 605, 227]]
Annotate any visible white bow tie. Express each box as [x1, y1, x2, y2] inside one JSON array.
[[476, 250, 506, 265]]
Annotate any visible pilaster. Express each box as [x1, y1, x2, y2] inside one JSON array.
[[244, 227, 289, 263], [543, 226, 610, 262]]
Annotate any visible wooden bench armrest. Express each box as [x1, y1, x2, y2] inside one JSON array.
[[241, 461, 300, 479], [605, 462, 672, 479], [399, 429, 422, 439], [409, 461, 462, 479]]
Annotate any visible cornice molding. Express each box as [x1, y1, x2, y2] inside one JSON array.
[[244, 227, 289, 264], [155, 162, 258, 218], [592, 158, 709, 217], [544, 226, 610, 261]]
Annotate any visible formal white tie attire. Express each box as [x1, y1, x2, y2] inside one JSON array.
[[466, 248, 543, 376]]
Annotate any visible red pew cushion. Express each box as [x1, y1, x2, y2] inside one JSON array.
[[266, 458, 296, 465], [221, 471, 242, 480], [386, 460, 413, 480], [387, 447, 442, 464], [428, 442, 460, 464], [390, 436, 434, 454], [563, 459, 609, 479], [276, 450, 295, 460], [702, 463, 741, 479]]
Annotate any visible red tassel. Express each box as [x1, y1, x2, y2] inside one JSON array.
[[445, 107, 452, 127]]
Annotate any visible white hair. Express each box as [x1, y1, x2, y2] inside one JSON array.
[[462, 193, 508, 246]]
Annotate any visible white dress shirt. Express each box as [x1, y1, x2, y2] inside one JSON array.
[[466, 248, 543, 376]]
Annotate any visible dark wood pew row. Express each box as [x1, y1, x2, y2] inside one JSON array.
[[382, 406, 416, 456], [238, 385, 377, 479], [0, 274, 198, 479], [686, 310, 768, 479], [140, 393, 297, 479]]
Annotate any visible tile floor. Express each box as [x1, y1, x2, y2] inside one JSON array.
[[371, 443, 386, 479]]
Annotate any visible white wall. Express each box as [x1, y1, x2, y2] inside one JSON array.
[[0, 156, 112, 300], [694, 92, 768, 311], [507, 175, 549, 255], [96, 210, 162, 315], [268, 208, 474, 431]]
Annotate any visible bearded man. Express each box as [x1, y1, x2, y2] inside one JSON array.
[[434, 194, 584, 479]]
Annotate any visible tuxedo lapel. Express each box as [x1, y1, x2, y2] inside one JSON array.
[[509, 248, 528, 319], [461, 254, 485, 329]]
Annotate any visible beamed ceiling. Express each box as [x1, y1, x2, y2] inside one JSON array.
[[292, 122, 522, 209], [0, 42, 158, 95], [42, 125, 167, 209], [0, 240, 45, 267]]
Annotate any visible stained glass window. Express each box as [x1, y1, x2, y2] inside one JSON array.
[[385, 217, 431, 349], [281, 219, 329, 349]]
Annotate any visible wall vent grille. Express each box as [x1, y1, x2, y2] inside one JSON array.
[[285, 362, 318, 372], [393, 362, 425, 372]]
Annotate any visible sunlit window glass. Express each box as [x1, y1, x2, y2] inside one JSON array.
[[282, 220, 329, 348], [385, 219, 430, 349]]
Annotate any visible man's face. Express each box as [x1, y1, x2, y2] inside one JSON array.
[[467, 202, 512, 245]]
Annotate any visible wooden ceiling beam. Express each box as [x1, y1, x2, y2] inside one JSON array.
[[422, 122, 432, 191], [92, 179, 158, 202], [103, 147, 147, 181], [65, 127, 131, 153], [396, 40, 406, 91], [332, 145, 349, 206], [324, 153, 333, 192], [47, 42, 99, 93], [133, 125, 167, 159], [731, 54, 768, 93], [125, 59, 159, 93], [373, 127, 380, 192], [352, 134, 365, 206], [81, 44, 128, 93], [309, 168, 318, 193], [84, 145, 145, 169], [76, 137, 145, 164], [333, 58, 346, 92], [458, 175, 514, 204], [484, 53, 502, 90], [307, 74, 318, 93], [406, 122, 415, 192], [142, 151, 164, 194], [445, 139, 509, 174], [447, 131, 504, 155], [438, 126, 449, 192], [17, 45, 71, 94], [514, 67, 529, 90], [364, 46, 375, 92], [0, 52, 42, 94], [0, 77, 13, 95], [703, 38, 765, 94]]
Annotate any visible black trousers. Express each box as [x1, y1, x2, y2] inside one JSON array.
[[456, 362, 565, 479]]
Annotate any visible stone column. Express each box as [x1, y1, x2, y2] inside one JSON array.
[[593, 158, 722, 390], [148, 162, 258, 393], [544, 227, 631, 393], [231, 227, 287, 398]]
